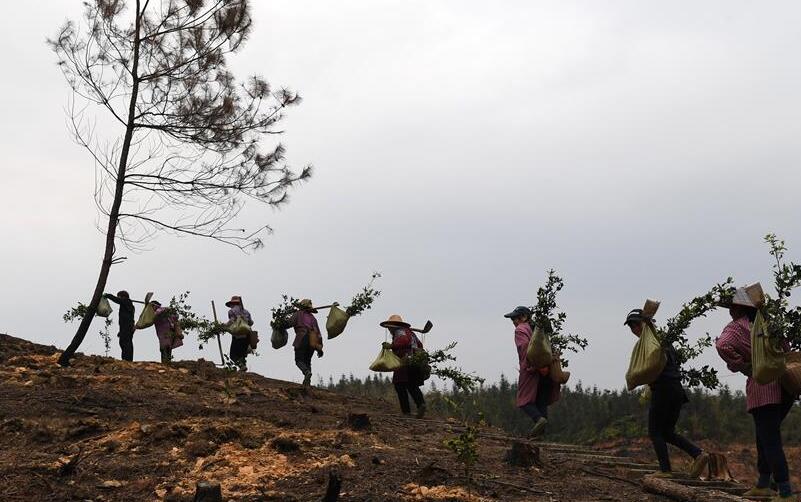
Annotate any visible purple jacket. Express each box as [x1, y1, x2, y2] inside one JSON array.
[[228, 305, 254, 325], [290, 311, 321, 349], [154, 307, 183, 350]]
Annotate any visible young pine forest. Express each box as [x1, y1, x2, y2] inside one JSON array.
[[324, 374, 801, 445]]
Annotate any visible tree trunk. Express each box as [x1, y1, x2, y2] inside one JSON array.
[[642, 476, 744, 502], [58, 1, 143, 367]]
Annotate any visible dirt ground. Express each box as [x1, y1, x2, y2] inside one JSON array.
[[0, 333, 728, 501], [603, 436, 801, 490]]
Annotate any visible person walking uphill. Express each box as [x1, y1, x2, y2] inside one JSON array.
[[290, 299, 323, 387], [624, 309, 709, 479], [104, 291, 135, 361], [716, 288, 795, 501], [226, 296, 253, 371], [506, 306, 560, 437], [152, 301, 183, 364], [381, 315, 426, 418]]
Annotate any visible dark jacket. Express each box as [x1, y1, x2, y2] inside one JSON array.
[[650, 343, 688, 405], [652, 344, 682, 387], [106, 294, 135, 335]]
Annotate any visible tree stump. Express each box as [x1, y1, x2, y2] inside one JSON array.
[[322, 470, 342, 502], [346, 413, 371, 431], [416, 460, 452, 485], [505, 441, 541, 468], [193, 481, 222, 502], [707, 453, 734, 481]]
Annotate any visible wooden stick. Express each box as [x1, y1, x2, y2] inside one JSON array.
[[580, 467, 640, 487], [313, 303, 338, 311], [211, 301, 225, 366], [476, 476, 551, 495], [282, 302, 338, 316]]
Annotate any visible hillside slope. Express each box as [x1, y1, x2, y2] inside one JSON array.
[[0, 333, 668, 501]]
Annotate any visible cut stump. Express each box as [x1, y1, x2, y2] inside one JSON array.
[[346, 413, 371, 431], [193, 481, 222, 502], [322, 470, 342, 502], [505, 441, 541, 468]]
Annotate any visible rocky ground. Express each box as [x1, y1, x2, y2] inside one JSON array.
[[0, 333, 793, 501]]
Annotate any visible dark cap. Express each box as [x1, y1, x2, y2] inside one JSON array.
[[504, 306, 532, 319], [624, 308, 645, 326]]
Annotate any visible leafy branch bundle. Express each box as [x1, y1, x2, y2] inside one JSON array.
[[345, 273, 382, 317], [408, 342, 485, 392], [63, 303, 113, 356], [157, 292, 226, 349], [653, 279, 735, 389], [762, 234, 801, 349], [269, 273, 382, 327], [270, 295, 302, 329], [528, 270, 588, 365]]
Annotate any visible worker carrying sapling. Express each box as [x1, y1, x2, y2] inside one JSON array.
[[289, 299, 324, 388], [151, 300, 183, 364], [624, 301, 709, 480], [505, 306, 560, 438], [509, 270, 586, 437], [103, 291, 135, 361], [716, 285, 795, 501], [380, 314, 427, 418], [225, 295, 254, 371]]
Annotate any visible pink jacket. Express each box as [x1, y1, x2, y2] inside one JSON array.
[[153, 307, 183, 350], [515, 322, 561, 408], [715, 316, 786, 411]]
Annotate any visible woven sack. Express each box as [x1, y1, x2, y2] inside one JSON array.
[[369, 342, 403, 372], [751, 311, 786, 385], [625, 323, 667, 390]]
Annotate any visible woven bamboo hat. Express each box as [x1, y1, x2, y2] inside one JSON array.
[[730, 287, 757, 308], [380, 314, 411, 329], [225, 296, 243, 308]]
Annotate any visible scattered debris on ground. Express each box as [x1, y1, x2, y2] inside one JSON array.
[[0, 333, 785, 501]]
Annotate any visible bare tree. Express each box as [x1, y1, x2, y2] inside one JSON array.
[[50, 0, 310, 366]]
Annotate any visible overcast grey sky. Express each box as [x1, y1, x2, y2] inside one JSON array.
[[2, 1, 801, 391]]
